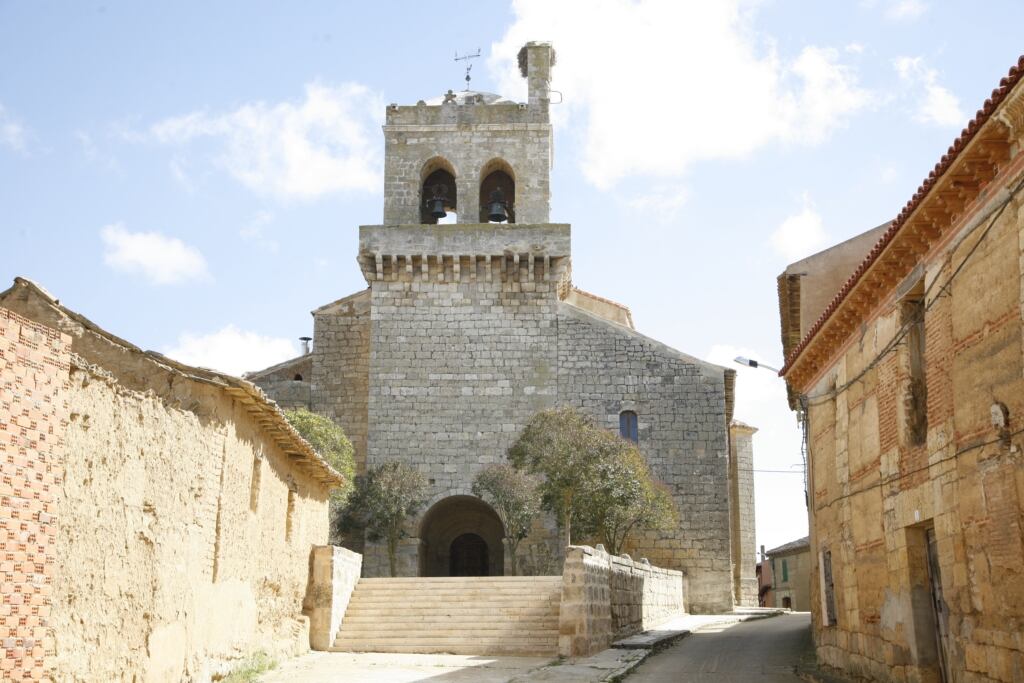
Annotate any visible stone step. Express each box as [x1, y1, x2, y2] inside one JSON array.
[[340, 617, 558, 629], [343, 605, 559, 618], [346, 592, 559, 604], [342, 612, 558, 623], [329, 642, 559, 656], [357, 576, 562, 584]]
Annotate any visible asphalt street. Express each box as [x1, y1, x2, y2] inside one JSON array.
[[627, 613, 812, 682]]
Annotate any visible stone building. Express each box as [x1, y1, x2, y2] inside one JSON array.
[[0, 278, 343, 681], [760, 537, 811, 611], [780, 56, 1024, 682], [250, 41, 757, 613]]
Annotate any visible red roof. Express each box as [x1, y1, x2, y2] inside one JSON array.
[[781, 55, 1024, 377]]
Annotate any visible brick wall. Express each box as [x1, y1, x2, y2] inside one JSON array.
[[0, 308, 69, 681]]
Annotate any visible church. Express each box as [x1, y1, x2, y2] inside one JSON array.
[[250, 41, 756, 613]]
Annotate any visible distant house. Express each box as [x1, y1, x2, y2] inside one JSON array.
[[760, 537, 811, 611]]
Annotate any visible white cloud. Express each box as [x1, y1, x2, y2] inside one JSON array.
[[239, 211, 279, 252], [894, 56, 965, 127], [164, 325, 297, 376], [0, 104, 27, 153], [705, 344, 808, 554], [623, 185, 689, 221], [770, 193, 828, 262], [884, 0, 927, 21], [145, 82, 383, 199], [100, 223, 209, 285], [489, 1, 871, 189]]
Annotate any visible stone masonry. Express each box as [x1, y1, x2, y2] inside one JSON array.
[[252, 40, 755, 613]]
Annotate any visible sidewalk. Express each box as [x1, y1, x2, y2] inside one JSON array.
[[258, 610, 785, 683]]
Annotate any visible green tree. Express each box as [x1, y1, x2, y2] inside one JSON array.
[[508, 407, 610, 546], [337, 462, 429, 576], [576, 445, 678, 555], [284, 408, 355, 543], [472, 464, 542, 575], [508, 407, 678, 553]]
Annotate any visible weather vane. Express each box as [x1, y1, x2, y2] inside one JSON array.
[[454, 49, 481, 90]]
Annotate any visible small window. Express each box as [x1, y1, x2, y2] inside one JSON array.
[[619, 411, 639, 443], [902, 280, 927, 445], [293, 373, 303, 381], [782, 558, 789, 583]]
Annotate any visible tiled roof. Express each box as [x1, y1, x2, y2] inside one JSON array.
[[781, 55, 1024, 376], [765, 536, 810, 556]]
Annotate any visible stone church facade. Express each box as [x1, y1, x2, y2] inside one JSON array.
[[251, 42, 756, 613]]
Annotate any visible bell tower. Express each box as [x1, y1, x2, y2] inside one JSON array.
[[381, 41, 554, 226]]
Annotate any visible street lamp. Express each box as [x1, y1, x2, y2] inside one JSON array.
[[733, 356, 780, 374]]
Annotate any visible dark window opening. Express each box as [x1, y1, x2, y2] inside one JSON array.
[[782, 558, 789, 582], [479, 162, 516, 223], [293, 373, 303, 381], [619, 410, 639, 443], [420, 162, 457, 224]]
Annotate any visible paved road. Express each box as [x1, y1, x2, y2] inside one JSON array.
[[627, 613, 812, 682]]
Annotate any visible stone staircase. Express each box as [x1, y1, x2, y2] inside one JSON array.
[[331, 575, 562, 655]]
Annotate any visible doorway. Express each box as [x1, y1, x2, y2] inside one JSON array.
[[450, 533, 489, 576], [418, 495, 505, 576], [925, 528, 951, 683]]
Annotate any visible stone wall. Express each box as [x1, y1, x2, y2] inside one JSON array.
[[729, 422, 758, 606], [0, 282, 340, 682], [0, 308, 69, 681], [556, 303, 734, 613], [307, 546, 362, 650], [247, 355, 312, 411], [801, 167, 1024, 681], [311, 290, 371, 475], [559, 545, 685, 657]]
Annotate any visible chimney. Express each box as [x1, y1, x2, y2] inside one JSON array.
[[299, 336, 312, 355]]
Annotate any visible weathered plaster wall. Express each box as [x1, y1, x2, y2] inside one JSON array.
[[768, 548, 812, 611], [804, 190, 1024, 682], [55, 359, 329, 682], [559, 545, 684, 657], [0, 308, 69, 681]]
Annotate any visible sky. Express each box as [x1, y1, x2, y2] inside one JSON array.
[[3, 0, 1023, 557]]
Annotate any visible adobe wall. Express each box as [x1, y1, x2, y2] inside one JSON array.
[[0, 288, 336, 682], [804, 190, 1024, 682], [0, 308, 69, 681], [556, 303, 735, 613]]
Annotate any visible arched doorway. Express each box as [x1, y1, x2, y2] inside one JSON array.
[[419, 495, 504, 576]]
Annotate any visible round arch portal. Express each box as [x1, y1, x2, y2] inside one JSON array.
[[418, 495, 505, 577]]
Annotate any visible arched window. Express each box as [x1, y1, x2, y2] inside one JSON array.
[[479, 158, 516, 223], [619, 410, 638, 443], [293, 373, 303, 381], [420, 157, 457, 224]]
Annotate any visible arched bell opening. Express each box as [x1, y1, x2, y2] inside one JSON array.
[[418, 495, 505, 576], [479, 159, 516, 224], [420, 157, 457, 224]]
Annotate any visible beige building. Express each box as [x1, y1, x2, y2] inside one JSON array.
[[0, 278, 343, 682], [761, 537, 811, 611], [780, 56, 1024, 682], [250, 41, 758, 612]]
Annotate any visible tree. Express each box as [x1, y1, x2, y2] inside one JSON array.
[[507, 407, 612, 547], [472, 464, 542, 575], [284, 408, 355, 543], [508, 407, 678, 553], [576, 445, 678, 555], [337, 462, 428, 576]]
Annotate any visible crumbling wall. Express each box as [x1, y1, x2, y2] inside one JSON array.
[[54, 359, 329, 682], [0, 308, 69, 681]]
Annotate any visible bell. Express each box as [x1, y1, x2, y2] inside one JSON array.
[[429, 197, 447, 220], [487, 186, 508, 222]]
